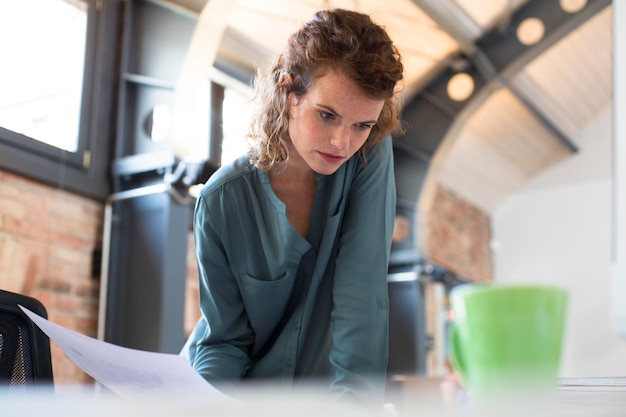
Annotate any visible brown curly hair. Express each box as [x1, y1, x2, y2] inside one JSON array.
[[247, 9, 404, 171]]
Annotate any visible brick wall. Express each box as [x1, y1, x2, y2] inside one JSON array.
[[0, 168, 205, 385], [184, 230, 201, 336], [0, 169, 102, 384], [426, 185, 492, 282]]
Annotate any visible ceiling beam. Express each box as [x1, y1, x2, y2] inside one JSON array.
[[399, 0, 611, 159], [411, 0, 481, 52], [477, 0, 612, 77]]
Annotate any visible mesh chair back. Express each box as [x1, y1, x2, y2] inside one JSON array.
[[0, 290, 53, 390]]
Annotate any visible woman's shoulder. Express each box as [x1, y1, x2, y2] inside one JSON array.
[[197, 155, 259, 199], [365, 135, 393, 163], [350, 135, 394, 173]]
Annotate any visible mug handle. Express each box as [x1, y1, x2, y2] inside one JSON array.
[[448, 323, 467, 385]]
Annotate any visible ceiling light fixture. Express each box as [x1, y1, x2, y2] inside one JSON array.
[[447, 72, 475, 102], [559, 0, 588, 13], [516, 17, 545, 46]]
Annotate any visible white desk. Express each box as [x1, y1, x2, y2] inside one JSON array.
[[387, 375, 626, 416], [2, 378, 626, 417]]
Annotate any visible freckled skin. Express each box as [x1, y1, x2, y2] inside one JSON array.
[[286, 68, 385, 177], [268, 67, 386, 238]]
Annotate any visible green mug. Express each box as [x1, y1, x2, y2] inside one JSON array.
[[449, 284, 568, 403]]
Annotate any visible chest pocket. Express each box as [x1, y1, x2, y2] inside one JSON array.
[[238, 270, 296, 346]]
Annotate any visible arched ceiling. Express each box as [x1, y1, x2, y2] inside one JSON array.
[[156, 0, 612, 215]]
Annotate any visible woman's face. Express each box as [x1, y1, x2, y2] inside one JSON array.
[[286, 68, 385, 176]]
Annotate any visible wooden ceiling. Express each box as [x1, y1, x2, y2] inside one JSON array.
[[433, 5, 612, 213], [158, 0, 613, 215]]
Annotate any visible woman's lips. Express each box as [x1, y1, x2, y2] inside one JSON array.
[[319, 152, 344, 164]]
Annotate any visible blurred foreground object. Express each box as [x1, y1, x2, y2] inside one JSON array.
[[448, 284, 568, 406]]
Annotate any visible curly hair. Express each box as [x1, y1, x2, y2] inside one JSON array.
[[247, 9, 404, 171]]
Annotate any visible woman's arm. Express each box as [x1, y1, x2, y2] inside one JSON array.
[[184, 191, 254, 389], [329, 136, 396, 404]]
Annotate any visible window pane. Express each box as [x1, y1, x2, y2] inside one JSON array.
[[221, 87, 254, 165], [0, 0, 87, 152]]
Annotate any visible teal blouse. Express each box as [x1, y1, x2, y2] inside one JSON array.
[[180, 136, 396, 404]]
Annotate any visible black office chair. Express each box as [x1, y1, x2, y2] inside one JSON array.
[[0, 289, 54, 390]]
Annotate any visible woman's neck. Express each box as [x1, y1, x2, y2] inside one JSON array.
[[268, 161, 317, 239]]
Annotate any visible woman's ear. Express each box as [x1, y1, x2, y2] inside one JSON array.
[[279, 72, 298, 106], [278, 71, 293, 87]]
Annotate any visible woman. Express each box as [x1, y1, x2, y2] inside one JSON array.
[[181, 8, 404, 405]]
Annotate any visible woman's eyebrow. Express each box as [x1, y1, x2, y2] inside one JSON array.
[[317, 104, 378, 124], [318, 104, 340, 117]]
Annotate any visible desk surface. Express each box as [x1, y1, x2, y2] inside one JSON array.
[[2, 378, 626, 417], [388, 375, 626, 416]]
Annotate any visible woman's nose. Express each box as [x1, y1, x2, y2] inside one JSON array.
[[329, 126, 350, 151]]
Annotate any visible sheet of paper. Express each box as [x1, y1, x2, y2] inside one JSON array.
[[19, 305, 234, 402]]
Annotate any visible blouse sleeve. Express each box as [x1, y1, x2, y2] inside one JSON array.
[[185, 190, 254, 389], [329, 136, 396, 404]]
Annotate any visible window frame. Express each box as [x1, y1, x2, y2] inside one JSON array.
[[0, 0, 121, 200]]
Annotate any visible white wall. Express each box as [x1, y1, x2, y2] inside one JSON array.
[[612, 0, 626, 338], [492, 106, 626, 377]]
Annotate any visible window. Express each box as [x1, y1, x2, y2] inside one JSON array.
[[0, 0, 119, 199], [220, 86, 255, 165], [0, 0, 87, 152]]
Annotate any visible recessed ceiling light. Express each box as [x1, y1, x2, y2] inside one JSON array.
[[560, 0, 587, 13], [517, 17, 545, 46], [447, 72, 475, 102]]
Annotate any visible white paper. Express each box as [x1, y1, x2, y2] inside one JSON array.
[[19, 305, 234, 402]]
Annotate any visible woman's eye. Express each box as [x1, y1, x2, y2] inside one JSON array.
[[320, 111, 335, 120], [356, 123, 374, 130]]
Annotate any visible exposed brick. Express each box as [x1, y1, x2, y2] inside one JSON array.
[[0, 234, 32, 292], [185, 232, 201, 336], [75, 282, 99, 300], [426, 185, 492, 282], [0, 196, 27, 221], [3, 215, 50, 241], [1, 169, 101, 386], [38, 277, 72, 294]]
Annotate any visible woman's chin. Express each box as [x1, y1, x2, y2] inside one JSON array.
[[313, 164, 342, 176]]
